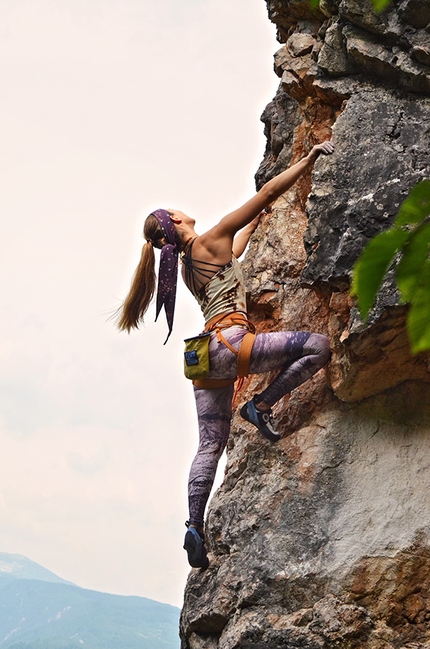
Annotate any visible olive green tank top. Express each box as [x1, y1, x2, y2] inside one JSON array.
[[182, 239, 247, 323]]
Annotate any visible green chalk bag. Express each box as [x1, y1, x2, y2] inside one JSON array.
[[183, 332, 211, 380]]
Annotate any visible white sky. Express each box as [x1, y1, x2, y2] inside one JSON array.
[[0, 0, 278, 607]]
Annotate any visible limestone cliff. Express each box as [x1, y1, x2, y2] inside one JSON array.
[[180, 1, 430, 647]]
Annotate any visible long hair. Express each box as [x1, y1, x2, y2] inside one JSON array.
[[116, 214, 165, 332]]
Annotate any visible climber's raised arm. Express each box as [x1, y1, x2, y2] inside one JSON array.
[[232, 214, 262, 258], [204, 141, 334, 250]]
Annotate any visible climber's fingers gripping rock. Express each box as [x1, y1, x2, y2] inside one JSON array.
[[309, 140, 335, 162]]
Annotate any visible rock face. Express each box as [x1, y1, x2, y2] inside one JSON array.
[[180, 1, 430, 647]]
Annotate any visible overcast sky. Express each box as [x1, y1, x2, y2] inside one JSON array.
[[0, 0, 278, 607]]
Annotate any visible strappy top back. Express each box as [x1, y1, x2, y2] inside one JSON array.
[[182, 238, 247, 323]]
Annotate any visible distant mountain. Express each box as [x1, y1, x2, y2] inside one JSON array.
[[0, 553, 180, 649], [0, 552, 74, 586]]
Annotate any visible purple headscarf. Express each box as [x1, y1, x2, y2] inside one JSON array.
[[152, 209, 179, 344]]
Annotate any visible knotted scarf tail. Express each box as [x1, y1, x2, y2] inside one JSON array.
[[152, 210, 179, 343]]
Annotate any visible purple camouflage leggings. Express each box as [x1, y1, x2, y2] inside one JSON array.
[[187, 326, 331, 528]]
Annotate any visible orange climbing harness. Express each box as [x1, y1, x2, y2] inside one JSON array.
[[192, 311, 256, 391]]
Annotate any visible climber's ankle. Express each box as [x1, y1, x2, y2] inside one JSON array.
[[255, 399, 271, 412]]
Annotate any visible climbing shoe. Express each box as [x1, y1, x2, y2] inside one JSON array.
[[240, 395, 281, 443], [183, 524, 209, 570]]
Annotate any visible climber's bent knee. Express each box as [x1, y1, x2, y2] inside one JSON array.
[[303, 333, 331, 366]]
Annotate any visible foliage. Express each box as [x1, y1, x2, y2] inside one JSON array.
[[371, 0, 392, 10], [352, 181, 430, 354]]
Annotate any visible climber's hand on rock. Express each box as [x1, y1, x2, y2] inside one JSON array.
[[308, 140, 334, 162]]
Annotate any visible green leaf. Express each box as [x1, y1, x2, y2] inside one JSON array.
[[309, 0, 320, 8], [372, 0, 392, 11], [407, 260, 430, 353], [396, 221, 430, 303], [395, 180, 430, 226], [352, 227, 409, 319]]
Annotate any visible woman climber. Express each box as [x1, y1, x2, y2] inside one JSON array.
[[117, 139, 334, 570]]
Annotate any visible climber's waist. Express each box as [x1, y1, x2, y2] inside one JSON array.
[[204, 311, 255, 334]]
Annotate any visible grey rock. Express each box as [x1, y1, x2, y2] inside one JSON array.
[[343, 24, 430, 93], [255, 84, 301, 189], [181, 2, 430, 647], [287, 31, 318, 57], [181, 383, 430, 647], [318, 20, 352, 76], [339, 0, 393, 35], [409, 29, 430, 66], [266, 0, 326, 41], [398, 0, 430, 29], [301, 87, 430, 292], [319, 0, 340, 18]]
